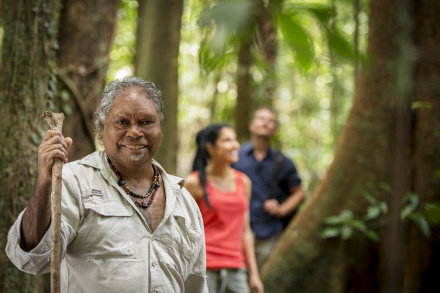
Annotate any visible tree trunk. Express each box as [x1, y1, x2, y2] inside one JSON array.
[[57, 0, 118, 161], [134, 0, 183, 174], [235, 38, 253, 143], [261, 0, 440, 291], [404, 0, 440, 292], [0, 0, 61, 291]]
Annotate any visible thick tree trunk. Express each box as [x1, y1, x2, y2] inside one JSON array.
[[404, 0, 440, 292], [0, 0, 61, 291], [57, 0, 118, 161], [261, 0, 440, 291], [235, 39, 253, 143], [134, 0, 183, 174]]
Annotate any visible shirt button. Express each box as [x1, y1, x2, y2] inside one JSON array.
[[189, 235, 195, 242], [152, 261, 158, 267], [152, 290, 158, 293]]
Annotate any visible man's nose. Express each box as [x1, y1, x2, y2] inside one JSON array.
[[127, 124, 142, 138]]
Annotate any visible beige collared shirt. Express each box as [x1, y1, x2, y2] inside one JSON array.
[[6, 151, 208, 292]]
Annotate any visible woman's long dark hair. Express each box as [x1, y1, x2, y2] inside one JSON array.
[[192, 123, 232, 209]]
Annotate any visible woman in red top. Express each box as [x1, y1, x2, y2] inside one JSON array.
[[185, 124, 263, 293]]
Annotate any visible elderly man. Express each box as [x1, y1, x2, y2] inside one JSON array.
[[6, 77, 208, 292]]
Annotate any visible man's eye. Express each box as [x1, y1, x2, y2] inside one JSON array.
[[142, 121, 154, 124], [117, 120, 127, 125]]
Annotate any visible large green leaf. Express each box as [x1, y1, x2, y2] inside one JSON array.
[[409, 212, 430, 237], [198, 41, 235, 75], [278, 13, 314, 71], [198, 0, 255, 52], [326, 27, 356, 61], [283, 3, 333, 25]]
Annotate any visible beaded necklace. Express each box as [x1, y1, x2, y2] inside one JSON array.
[[107, 156, 160, 209]]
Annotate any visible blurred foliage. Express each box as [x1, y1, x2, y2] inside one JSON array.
[[106, 0, 371, 195], [321, 192, 385, 242], [106, 0, 138, 82], [321, 190, 440, 242]]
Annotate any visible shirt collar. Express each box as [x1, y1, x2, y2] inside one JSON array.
[[77, 151, 185, 189], [243, 142, 276, 159]]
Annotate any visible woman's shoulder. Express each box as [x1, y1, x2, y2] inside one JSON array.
[[184, 172, 203, 201], [233, 169, 251, 188]]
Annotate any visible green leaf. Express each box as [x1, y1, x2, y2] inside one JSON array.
[[363, 192, 378, 205], [326, 28, 355, 61], [402, 192, 419, 206], [364, 206, 381, 221], [424, 203, 440, 226], [411, 101, 432, 110], [401, 204, 417, 220], [364, 230, 379, 242], [324, 215, 344, 225], [62, 104, 73, 116], [351, 219, 367, 231], [283, 3, 333, 24], [321, 227, 340, 239], [409, 212, 430, 237], [60, 90, 70, 102], [340, 210, 353, 221], [278, 13, 314, 71], [379, 182, 392, 193], [198, 42, 235, 75], [379, 202, 388, 214], [341, 226, 353, 240]]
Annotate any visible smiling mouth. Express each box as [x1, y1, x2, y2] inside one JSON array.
[[125, 145, 146, 150]]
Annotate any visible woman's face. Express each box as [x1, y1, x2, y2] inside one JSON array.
[[207, 127, 240, 164]]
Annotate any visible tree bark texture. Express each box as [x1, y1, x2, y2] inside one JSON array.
[[0, 0, 61, 292], [57, 0, 118, 161], [404, 0, 440, 292], [134, 0, 183, 174], [262, 0, 440, 292], [235, 38, 254, 144]]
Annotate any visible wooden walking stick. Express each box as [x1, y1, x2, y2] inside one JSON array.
[[42, 111, 65, 293]]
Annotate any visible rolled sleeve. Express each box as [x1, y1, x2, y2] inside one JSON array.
[[5, 211, 52, 275], [6, 168, 80, 276]]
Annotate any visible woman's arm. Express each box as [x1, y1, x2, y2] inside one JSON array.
[[242, 175, 264, 293]]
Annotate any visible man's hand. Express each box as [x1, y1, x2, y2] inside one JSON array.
[[20, 130, 72, 251], [263, 199, 284, 218], [37, 130, 73, 182], [263, 187, 305, 218]]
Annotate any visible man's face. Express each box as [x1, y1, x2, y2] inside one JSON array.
[[102, 87, 162, 169], [249, 108, 278, 138]]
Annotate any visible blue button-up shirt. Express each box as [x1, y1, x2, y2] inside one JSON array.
[[232, 142, 302, 239]]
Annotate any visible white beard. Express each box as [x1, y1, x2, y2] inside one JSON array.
[[130, 154, 143, 162]]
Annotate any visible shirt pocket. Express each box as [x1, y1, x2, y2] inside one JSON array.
[[158, 215, 202, 274], [79, 193, 135, 259]]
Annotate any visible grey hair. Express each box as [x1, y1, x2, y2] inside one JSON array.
[[94, 76, 164, 143]]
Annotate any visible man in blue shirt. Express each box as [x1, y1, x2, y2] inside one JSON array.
[[232, 106, 304, 271]]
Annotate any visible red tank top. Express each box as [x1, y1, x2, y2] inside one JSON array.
[[195, 170, 248, 269]]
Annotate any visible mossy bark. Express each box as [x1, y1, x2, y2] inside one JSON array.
[[0, 0, 61, 291], [57, 0, 118, 161]]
